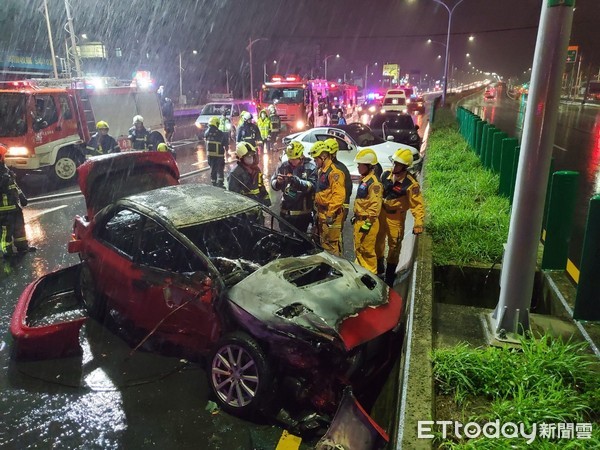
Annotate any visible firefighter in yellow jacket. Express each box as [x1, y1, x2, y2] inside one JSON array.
[[352, 149, 383, 274], [376, 147, 425, 286], [310, 141, 345, 256]]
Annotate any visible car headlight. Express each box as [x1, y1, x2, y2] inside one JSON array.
[[368, 106, 376, 112], [7, 146, 29, 157], [296, 120, 305, 130], [195, 122, 204, 129], [410, 134, 418, 141], [357, 106, 363, 112]]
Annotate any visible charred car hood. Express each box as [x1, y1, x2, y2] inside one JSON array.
[[227, 252, 401, 351], [77, 151, 180, 217]]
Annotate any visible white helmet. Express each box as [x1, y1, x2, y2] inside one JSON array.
[[242, 111, 252, 121], [133, 115, 144, 124]]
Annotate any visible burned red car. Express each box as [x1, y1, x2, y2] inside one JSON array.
[[11, 152, 403, 425]]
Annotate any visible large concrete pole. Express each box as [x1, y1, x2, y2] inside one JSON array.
[[493, 0, 574, 340]]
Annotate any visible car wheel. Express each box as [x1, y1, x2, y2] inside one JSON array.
[[76, 262, 106, 321], [209, 332, 273, 417], [51, 148, 81, 184]]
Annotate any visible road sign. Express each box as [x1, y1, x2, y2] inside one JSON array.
[[566, 45, 578, 63], [382, 64, 399, 79]]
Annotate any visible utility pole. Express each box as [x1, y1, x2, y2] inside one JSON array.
[[492, 0, 574, 342], [43, 0, 58, 78]]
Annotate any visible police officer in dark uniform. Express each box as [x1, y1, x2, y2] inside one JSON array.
[[86, 121, 121, 157], [271, 141, 317, 233], [0, 143, 35, 257], [205, 116, 229, 187], [236, 112, 262, 148], [128, 115, 154, 150]]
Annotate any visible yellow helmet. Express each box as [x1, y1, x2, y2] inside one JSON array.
[[236, 141, 256, 158], [324, 138, 339, 154], [354, 148, 378, 165], [309, 141, 330, 159], [209, 116, 220, 127], [157, 143, 169, 152], [390, 148, 413, 166], [96, 120, 109, 130], [286, 141, 304, 160]]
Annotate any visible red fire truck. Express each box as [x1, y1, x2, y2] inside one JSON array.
[[0, 78, 165, 183], [259, 75, 360, 131]]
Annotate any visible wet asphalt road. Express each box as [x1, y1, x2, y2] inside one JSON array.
[[459, 88, 600, 274]]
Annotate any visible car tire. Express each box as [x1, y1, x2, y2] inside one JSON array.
[[209, 331, 273, 417], [51, 148, 82, 184], [76, 262, 106, 321]]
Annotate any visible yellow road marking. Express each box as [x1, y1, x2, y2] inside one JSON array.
[[275, 430, 301, 450]]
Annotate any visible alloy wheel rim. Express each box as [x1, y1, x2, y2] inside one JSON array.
[[211, 344, 259, 408]]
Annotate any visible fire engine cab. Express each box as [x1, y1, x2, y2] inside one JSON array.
[[260, 75, 359, 131], [0, 78, 165, 183]]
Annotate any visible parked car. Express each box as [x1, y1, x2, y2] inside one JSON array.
[[10, 152, 403, 425], [283, 123, 420, 177], [194, 100, 258, 141], [357, 100, 383, 125], [369, 111, 421, 150]]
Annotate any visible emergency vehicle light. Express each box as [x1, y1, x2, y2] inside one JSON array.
[[271, 75, 283, 82], [285, 75, 299, 82], [330, 83, 336, 88]]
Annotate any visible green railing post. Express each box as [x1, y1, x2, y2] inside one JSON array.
[[509, 146, 521, 205], [541, 171, 579, 270], [491, 131, 508, 173], [542, 157, 555, 231], [471, 117, 482, 150], [475, 120, 487, 156], [486, 129, 502, 170], [499, 137, 518, 197], [481, 124, 495, 165], [574, 195, 600, 321]]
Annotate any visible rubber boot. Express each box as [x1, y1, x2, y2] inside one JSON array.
[[384, 263, 397, 287], [376, 258, 385, 278]]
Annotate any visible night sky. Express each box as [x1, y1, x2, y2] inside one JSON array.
[[1, 0, 598, 96]]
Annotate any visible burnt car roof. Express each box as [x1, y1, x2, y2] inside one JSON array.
[[120, 184, 259, 228]]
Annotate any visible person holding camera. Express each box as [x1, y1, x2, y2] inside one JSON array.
[[270, 141, 317, 233], [352, 149, 382, 274]]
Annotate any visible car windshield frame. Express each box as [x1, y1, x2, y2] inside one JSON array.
[[262, 87, 306, 104], [370, 113, 415, 130], [0, 93, 27, 137], [200, 103, 231, 116], [338, 125, 385, 147]]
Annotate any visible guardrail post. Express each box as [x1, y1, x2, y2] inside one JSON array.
[[509, 146, 520, 205], [499, 137, 518, 197], [574, 194, 600, 321], [541, 171, 579, 270], [491, 131, 508, 173], [481, 124, 495, 166], [486, 129, 502, 170], [471, 117, 482, 150], [542, 157, 555, 231], [475, 120, 487, 156]]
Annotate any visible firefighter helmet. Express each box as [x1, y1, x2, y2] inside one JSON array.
[[157, 143, 169, 152], [236, 141, 256, 158], [309, 141, 330, 159], [286, 141, 305, 160], [208, 116, 220, 127], [324, 138, 339, 154], [242, 111, 253, 121], [96, 120, 109, 130], [0, 143, 7, 158], [389, 148, 413, 166], [133, 115, 144, 124], [354, 148, 378, 165]]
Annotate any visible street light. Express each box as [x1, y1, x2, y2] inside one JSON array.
[[179, 50, 198, 104], [324, 54, 339, 80], [364, 62, 377, 90], [432, 0, 466, 106], [247, 37, 268, 100]]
